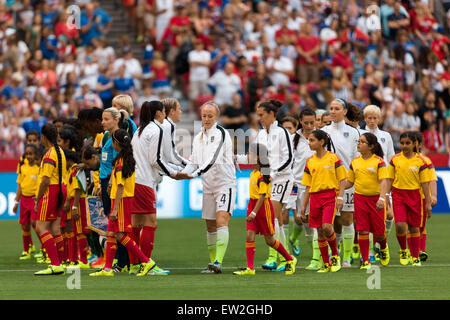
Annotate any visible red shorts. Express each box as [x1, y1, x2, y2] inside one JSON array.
[[71, 198, 90, 235], [309, 189, 337, 228], [38, 185, 62, 222], [19, 196, 35, 225], [107, 197, 133, 233], [392, 188, 423, 228], [354, 193, 386, 236], [246, 198, 275, 235], [132, 184, 157, 214]]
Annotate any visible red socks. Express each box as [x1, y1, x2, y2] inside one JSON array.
[[77, 234, 88, 264], [119, 235, 149, 264], [271, 240, 293, 262], [420, 229, 427, 252], [246, 241, 255, 270], [22, 227, 32, 252], [358, 233, 370, 263], [318, 239, 330, 265], [67, 232, 78, 263], [140, 226, 156, 259], [129, 227, 141, 264], [409, 232, 420, 259], [40, 232, 60, 266], [54, 234, 65, 262], [396, 231, 407, 250], [327, 232, 339, 257], [104, 236, 118, 270]]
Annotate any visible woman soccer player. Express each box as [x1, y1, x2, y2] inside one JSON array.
[[233, 143, 297, 276], [288, 108, 319, 269], [130, 100, 188, 275], [344, 132, 390, 269], [34, 123, 67, 275], [322, 98, 362, 268], [89, 129, 157, 277], [300, 130, 347, 273], [386, 131, 433, 266], [13, 144, 41, 260]]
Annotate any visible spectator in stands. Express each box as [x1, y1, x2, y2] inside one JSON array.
[[221, 93, 248, 130], [207, 61, 241, 107], [296, 23, 320, 85], [384, 99, 412, 152], [188, 37, 211, 112], [266, 46, 294, 88]]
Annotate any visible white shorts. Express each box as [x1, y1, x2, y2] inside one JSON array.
[[270, 175, 294, 204], [202, 187, 236, 220], [336, 186, 354, 216]]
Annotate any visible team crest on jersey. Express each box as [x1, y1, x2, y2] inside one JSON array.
[[324, 165, 332, 171], [409, 166, 418, 171], [343, 132, 349, 138], [367, 167, 376, 173], [381, 138, 385, 143]]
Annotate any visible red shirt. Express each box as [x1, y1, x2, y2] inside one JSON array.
[[297, 35, 320, 64], [275, 27, 296, 43], [431, 36, 450, 61], [331, 51, 352, 70], [167, 15, 191, 46], [416, 17, 435, 34], [55, 21, 79, 39], [341, 28, 369, 45]]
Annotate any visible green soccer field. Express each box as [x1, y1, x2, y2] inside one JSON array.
[[1, 215, 450, 300]]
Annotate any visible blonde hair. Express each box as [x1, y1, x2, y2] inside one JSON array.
[[104, 107, 129, 122], [112, 94, 134, 116], [363, 105, 381, 118], [200, 101, 220, 116], [161, 97, 180, 115]]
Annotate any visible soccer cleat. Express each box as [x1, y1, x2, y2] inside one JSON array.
[[112, 263, 129, 273], [276, 261, 287, 272], [34, 265, 65, 275], [369, 255, 376, 264], [285, 257, 297, 275], [88, 254, 99, 264], [90, 256, 105, 268], [351, 244, 360, 262], [136, 258, 156, 276], [306, 259, 322, 271], [419, 251, 428, 262], [360, 261, 371, 270], [399, 249, 410, 265], [262, 258, 277, 271], [19, 251, 31, 260], [208, 260, 222, 274], [89, 269, 114, 276], [201, 268, 215, 274], [233, 268, 255, 276], [148, 265, 170, 275], [380, 245, 390, 266], [129, 264, 142, 275], [342, 259, 351, 268], [62, 261, 74, 269], [29, 245, 36, 253], [317, 263, 331, 273], [330, 255, 341, 272], [34, 249, 44, 259], [78, 261, 91, 269], [411, 257, 422, 266], [289, 239, 301, 257]]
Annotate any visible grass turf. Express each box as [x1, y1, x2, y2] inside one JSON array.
[[0, 215, 450, 300]]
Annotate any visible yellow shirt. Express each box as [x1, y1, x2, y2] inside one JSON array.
[[347, 155, 388, 196], [92, 133, 104, 194], [388, 152, 431, 190], [249, 170, 271, 200], [38, 146, 67, 186], [110, 158, 135, 199], [68, 164, 88, 199], [302, 152, 347, 193], [17, 163, 40, 197], [16, 156, 28, 174]]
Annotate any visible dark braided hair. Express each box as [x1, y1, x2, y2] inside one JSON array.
[[293, 107, 316, 150], [410, 131, 424, 152], [361, 132, 384, 158], [112, 129, 135, 179], [257, 99, 283, 116], [59, 125, 82, 153], [311, 129, 335, 152], [41, 123, 64, 210], [138, 100, 164, 137]]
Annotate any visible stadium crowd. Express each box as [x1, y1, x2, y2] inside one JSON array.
[[0, 0, 449, 159]]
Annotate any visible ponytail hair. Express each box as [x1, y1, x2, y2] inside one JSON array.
[[41, 123, 64, 210], [257, 99, 283, 116], [138, 100, 164, 136], [410, 131, 424, 152], [294, 107, 316, 150], [361, 132, 384, 158], [311, 129, 335, 152], [334, 98, 363, 122], [112, 129, 135, 179]]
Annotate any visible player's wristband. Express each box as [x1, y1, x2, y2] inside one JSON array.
[[378, 197, 385, 202], [337, 196, 343, 200], [250, 211, 256, 217], [72, 206, 78, 211], [385, 193, 390, 196]]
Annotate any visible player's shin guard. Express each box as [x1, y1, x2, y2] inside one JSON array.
[[342, 224, 355, 261], [206, 231, 217, 263], [104, 236, 118, 270], [420, 228, 427, 252], [67, 232, 78, 263], [215, 226, 229, 264], [312, 229, 321, 261], [409, 232, 420, 259], [119, 235, 149, 264], [271, 240, 293, 262], [327, 232, 339, 257], [22, 227, 32, 252], [396, 231, 407, 250], [40, 232, 60, 266], [267, 220, 279, 261], [358, 233, 370, 263], [318, 239, 330, 265]]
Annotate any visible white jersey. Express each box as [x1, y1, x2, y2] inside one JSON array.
[[292, 129, 315, 184], [366, 127, 395, 164], [255, 120, 294, 179], [161, 117, 190, 168], [132, 120, 178, 189], [322, 120, 360, 170], [183, 122, 236, 193]]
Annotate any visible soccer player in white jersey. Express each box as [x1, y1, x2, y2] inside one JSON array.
[[322, 98, 362, 268], [182, 101, 237, 274]]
